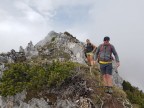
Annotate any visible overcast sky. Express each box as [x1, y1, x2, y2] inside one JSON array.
[[0, 0, 144, 91]]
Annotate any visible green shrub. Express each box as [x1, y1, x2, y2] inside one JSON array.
[[0, 63, 30, 96], [51, 36, 56, 42], [47, 61, 76, 86], [0, 61, 77, 96], [113, 87, 127, 99], [122, 80, 144, 108]]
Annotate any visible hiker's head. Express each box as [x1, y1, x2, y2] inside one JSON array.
[[86, 39, 90, 43], [103, 36, 110, 44]]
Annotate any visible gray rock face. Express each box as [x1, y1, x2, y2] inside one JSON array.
[[0, 63, 5, 78], [19, 46, 25, 53], [0, 91, 52, 108], [54, 33, 86, 64], [0, 49, 26, 64], [36, 31, 59, 47], [0, 56, 7, 63], [25, 41, 38, 59], [56, 99, 77, 108], [112, 61, 123, 88], [35, 31, 86, 64]]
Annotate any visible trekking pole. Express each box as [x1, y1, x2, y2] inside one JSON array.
[[89, 66, 92, 75], [97, 63, 101, 86], [98, 72, 101, 86]]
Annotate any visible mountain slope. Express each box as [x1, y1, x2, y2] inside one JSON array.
[[0, 31, 132, 108]]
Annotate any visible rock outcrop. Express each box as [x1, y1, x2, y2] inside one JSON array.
[[0, 31, 131, 108]]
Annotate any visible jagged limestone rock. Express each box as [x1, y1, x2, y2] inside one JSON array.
[[112, 61, 123, 88], [56, 99, 77, 108], [34, 31, 86, 64], [9, 49, 26, 62], [36, 31, 59, 47], [25, 41, 38, 59], [0, 49, 26, 63], [19, 46, 25, 53], [0, 56, 7, 63]]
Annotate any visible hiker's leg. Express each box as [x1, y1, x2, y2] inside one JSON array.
[[102, 74, 108, 86], [100, 64, 107, 86], [93, 60, 96, 65], [87, 55, 91, 65], [105, 74, 113, 93], [91, 54, 96, 66], [107, 74, 113, 86], [101, 63, 113, 93], [106, 63, 113, 87], [93, 52, 96, 65], [89, 55, 94, 66]]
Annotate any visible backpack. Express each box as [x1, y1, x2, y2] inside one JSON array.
[[85, 43, 94, 53], [98, 43, 114, 62]]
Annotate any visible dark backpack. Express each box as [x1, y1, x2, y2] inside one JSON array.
[[85, 43, 94, 53]]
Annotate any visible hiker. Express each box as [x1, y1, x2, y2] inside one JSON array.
[[84, 39, 97, 66], [95, 36, 120, 94]]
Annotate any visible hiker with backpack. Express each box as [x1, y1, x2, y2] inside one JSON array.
[[84, 39, 97, 66], [95, 36, 120, 94]]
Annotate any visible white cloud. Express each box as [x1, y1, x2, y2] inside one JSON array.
[[21, 0, 55, 18], [52, 0, 96, 7], [0, 9, 10, 21], [0, 2, 52, 52]]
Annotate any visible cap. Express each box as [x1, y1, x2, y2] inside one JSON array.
[[104, 36, 110, 41]]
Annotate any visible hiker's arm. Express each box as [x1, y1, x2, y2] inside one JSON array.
[[111, 45, 120, 62], [94, 45, 100, 61], [111, 45, 120, 67]]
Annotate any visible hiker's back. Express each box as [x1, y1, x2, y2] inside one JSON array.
[[85, 43, 94, 53], [99, 43, 113, 61]]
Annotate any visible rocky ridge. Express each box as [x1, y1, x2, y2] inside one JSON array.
[[0, 31, 131, 108]]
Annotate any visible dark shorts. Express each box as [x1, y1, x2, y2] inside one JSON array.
[[100, 63, 112, 75]]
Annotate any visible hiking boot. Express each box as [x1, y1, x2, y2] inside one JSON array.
[[104, 86, 109, 93], [108, 87, 113, 94], [104, 86, 113, 94], [104, 89, 109, 93]]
